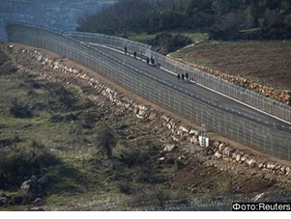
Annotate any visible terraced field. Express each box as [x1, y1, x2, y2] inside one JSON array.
[[171, 40, 291, 91]]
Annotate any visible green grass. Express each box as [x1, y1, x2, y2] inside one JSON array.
[[128, 32, 157, 42], [181, 32, 209, 44], [0, 68, 180, 210], [128, 32, 209, 45]]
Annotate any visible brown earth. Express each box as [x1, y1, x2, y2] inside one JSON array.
[[1, 42, 291, 209], [171, 40, 291, 104]]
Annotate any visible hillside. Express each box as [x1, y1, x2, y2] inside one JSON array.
[[1, 42, 291, 210], [170, 40, 291, 105], [77, 0, 291, 41]]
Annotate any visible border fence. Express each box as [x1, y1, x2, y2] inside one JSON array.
[[6, 22, 291, 161], [65, 30, 291, 124]]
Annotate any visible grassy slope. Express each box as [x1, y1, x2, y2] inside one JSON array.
[[0, 44, 190, 210]]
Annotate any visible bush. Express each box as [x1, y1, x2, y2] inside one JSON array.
[[97, 127, 117, 159], [0, 140, 60, 190], [118, 142, 150, 167], [134, 168, 166, 184], [117, 182, 133, 195], [150, 32, 192, 54], [10, 99, 33, 118]]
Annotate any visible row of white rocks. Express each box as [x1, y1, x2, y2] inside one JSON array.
[[19, 47, 291, 177]]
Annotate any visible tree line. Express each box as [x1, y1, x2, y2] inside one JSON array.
[[77, 0, 291, 40]]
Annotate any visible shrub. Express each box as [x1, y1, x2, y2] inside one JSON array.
[[0, 140, 60, 190], [119, 145, 149, 167], [97, 126, 117, 159], [10, 99, 33, 118], [150, 32, 192, 54], [117, 182, 133, 195]]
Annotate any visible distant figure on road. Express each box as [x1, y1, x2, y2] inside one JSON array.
[[181, 74, 184, 81], [133, 51, 137, 58], [185, 72, 189, 80], [124, 46, 127, 55], [150, 56, 155, 66], [146, 56, 150, 65], [177, 74, 181, 81]]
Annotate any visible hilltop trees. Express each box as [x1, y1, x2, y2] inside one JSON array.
[[77, 0, 153, 35], [77, 0, 291, 41]]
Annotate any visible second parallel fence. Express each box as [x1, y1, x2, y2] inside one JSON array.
[[6, 22, 291, 161]]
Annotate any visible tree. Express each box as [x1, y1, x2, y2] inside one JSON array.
[[97, 126, 117, 159], [77, 0, 291, 41]]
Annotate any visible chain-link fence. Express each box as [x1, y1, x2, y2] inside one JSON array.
[[6, 22, 291, 161], [63, 30, 151, 58], [65, 31, 291, 124]]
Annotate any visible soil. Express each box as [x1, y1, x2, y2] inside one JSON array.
[[171, 40, 291, 91], [1, 42, 291, 209]]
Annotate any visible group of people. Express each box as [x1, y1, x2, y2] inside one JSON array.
[[124, 46, 137, 59], [125, 45, 193, 84], [177, 73, 189, 81], [146, 56, 155, 66], [125, 46, 160, 67]]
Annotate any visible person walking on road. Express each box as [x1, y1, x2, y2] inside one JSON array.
[[185, 72, 189, 80], [124, 46, 127, 55], [146, 56, 150, 65], [181, 74, 184, 81], [177, 74, 181, 81], [150, 56, 155, 66]]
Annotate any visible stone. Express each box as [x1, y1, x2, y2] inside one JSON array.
[[218, 143, 226, 152], [285, 167, 291, 175], [37, 55, 42, 62], [172, 136, 179, 142], [280, 166, 286, 174], [231, 151, 238, 159], [189, 136, 197, 144], [258, 163, 264, 168], [236, 154, 241, 162], [212, 141, 220, 148], [267, 163, 275, 170], [240, 156, 247, 162], [179, 126, 189, 133], [178, 155, 186, 160], [214, 151, 222, 159], [189, 129, 198, 135], [158, 157, 165, 163], [163, 144, 176, 152], [148, 113, 157, 121], [222, 147, 230, 156], [20, 175, 38, 197], [246, 159, 256, 166]]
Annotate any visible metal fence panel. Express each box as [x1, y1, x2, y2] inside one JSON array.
[[65, 30, 291, 123], [6, 22, 291, 161]]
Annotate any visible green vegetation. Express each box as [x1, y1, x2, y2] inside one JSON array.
[[1, 43, 287, 210], [0, 49, 192, 209], [77, 0, 291, 45]]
